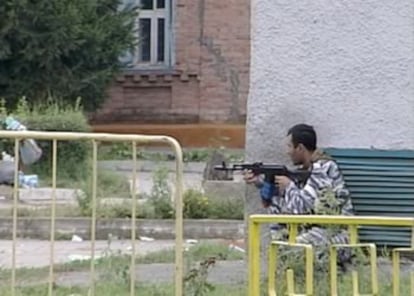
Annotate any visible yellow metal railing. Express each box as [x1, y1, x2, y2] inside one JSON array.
[[0, 130, 184, 296], [248, 215, 414, 296]]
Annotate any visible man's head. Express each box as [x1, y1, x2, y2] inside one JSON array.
[[286, 124, 317, 166]]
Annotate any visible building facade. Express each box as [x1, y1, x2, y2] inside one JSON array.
[[90, 0, 250, 125], [246, 0, 414, 162], [245, 0, 414, 257]]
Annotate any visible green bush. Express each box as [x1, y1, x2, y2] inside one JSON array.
[[93, 185, 244, 220], [208, 198, 244, 220], [183, 189, 210, 219], [0, 98, 91, 181], [0, 0, 138, 111]]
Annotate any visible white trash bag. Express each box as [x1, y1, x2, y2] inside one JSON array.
[[19, 139, 42, 165], [4, 116, 42, 165]]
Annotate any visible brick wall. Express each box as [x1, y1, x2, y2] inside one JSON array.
[[90, 0, 250, 124]]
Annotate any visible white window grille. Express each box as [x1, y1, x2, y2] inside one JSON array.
[[130, 0, 173, 69]]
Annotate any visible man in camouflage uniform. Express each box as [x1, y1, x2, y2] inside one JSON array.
[[244, 124, 354, 268]]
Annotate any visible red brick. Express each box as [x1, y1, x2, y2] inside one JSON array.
[[91, 0, 250, 124]]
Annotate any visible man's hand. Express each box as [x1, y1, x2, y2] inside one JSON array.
[[275, 175, 292, 191], [243, 169, 260, 185]]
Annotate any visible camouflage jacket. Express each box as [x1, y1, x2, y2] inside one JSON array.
[[266, 149, 354, 216]]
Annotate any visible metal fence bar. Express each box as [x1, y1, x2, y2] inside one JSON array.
[[348, 225, 359, 295], [130, 141, 138, 296], [412, 271, 414, 296], [248, 214, 414, 296], [48, 139, 58, 296], [268, 241, 313, 296], [392, 247, 414, 296], [330, 243, 378, 295], [0, 130, 184, 296], [412, 228, 414, 296], [267, 242, 277, 296], [172, 137, 184, 296], [89, 140, 98, 295], [248, 218, 261, 295], [11, 138, 20, 296], [249, 215, 414, 227], [0, 130, 184, 143]]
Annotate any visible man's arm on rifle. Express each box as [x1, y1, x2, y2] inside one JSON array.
[[243, 169, 264, 188]]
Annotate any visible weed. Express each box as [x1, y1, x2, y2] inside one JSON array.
[[149, 166, 174, 219], [98, 234, 131, 286], [184, 257, 216, 296], [76, 169, 131, 216]]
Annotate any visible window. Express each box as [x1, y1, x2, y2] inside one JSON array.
[[131, 0, 173, 69]]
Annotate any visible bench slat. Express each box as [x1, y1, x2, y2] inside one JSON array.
[[324, 148, 414, 248]]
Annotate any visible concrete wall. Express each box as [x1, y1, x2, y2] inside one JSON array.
[[246, 0, 414, 163]]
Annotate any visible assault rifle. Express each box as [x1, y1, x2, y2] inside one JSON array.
[[214, 162, 311, 185]]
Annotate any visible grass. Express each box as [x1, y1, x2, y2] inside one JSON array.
[[273, 268, 413, 295], [98, 144, 245, 163], [0, 242, 410, 295], [37, 169, 132, 199], [0, 198, 244, 220], [48, 241, 244, 273], [136, 241, 244, 263], [1, 158, 244, 220], [0, 269, 411, 295], [0, 142, 244, 221], [0, 187, 244, 221], [0, 242, 245, 284], [0, 283, 245, 296]]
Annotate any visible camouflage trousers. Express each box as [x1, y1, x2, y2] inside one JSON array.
[[267, 196, 354, 264], [270, 215, 353, 270], [270, 225, 353, 268]]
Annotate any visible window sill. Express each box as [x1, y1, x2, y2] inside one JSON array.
[[115, 67, 198, 84], [121, 65, 177, 76], [117, 66, 198, 82]]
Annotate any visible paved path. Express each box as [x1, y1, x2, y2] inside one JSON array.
[[0, 238, 236, 269], [0, 239, 178, 269]]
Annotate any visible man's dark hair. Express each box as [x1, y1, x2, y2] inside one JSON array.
[[287, 124, 317, 151]]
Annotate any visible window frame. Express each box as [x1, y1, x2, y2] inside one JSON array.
[[132, 0, 174, 70]]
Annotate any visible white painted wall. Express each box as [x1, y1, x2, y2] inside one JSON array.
[[246, 0, 414, 162]]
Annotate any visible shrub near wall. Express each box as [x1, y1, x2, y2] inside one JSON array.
[[0, 98, 91, 181]]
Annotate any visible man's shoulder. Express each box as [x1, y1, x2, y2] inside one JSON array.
[[312, 158, 339, 171], [311, 150, 339, 169], [312, 158, 343, 180]]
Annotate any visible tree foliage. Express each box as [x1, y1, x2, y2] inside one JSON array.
[[0, 0, 138, 110]]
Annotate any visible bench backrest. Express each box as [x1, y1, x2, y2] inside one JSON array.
[[324, 148, 414, 248]]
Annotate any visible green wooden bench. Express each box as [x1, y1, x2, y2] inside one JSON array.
[[324, 148, 414, 248]]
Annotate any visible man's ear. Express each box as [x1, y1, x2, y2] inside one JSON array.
[[297, 143, 305, 152]]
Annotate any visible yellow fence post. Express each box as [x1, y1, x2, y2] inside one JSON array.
[[88, 140, 99, 295], [48, 139, 58, 296], [392, 225, 414, 296], [268, 241, 313, 296], [248, 218, 261, 296], [330, 243, 378, 296], [171, 137, 184, 296], [248, 214, 414, 296], [130, 141, 138, 296], [11, 138, 20, 296], [0, 130, 184, 296]]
